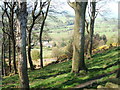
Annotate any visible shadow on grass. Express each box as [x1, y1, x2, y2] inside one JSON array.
[[58, 69, 118, 89], [88, 61, 119, 72], [34, 70, 71, 80], [92, 47, 119, 58]]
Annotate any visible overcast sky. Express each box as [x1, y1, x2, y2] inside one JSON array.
[[57, 0, 119, 18], [0, 0, 119, 18]]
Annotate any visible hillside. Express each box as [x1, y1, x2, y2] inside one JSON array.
[[2, 46, 120, 89], [41, 15, 118, 46]]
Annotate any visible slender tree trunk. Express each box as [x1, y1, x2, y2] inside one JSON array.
[[1, 42, 4, 75], [3, 44, 6, 76], [89, 19, 95, 56], [11, 8, 17, 74], [89, 1, 96, 57], [72, 2, 88, 73], [8, 36, 12, 72], [12, 39, 17, 74], [28, 32, 34, 70], [17, 1, 29, 89], [39, 2, 50, 68], [2, 34, 7, 76], [39, 34, 43, 68]]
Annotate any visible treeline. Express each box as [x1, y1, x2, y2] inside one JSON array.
[[1, 0, 51, 88]]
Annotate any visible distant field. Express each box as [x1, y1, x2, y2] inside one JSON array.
[[45, 16, 118, 45], [31, 48, 52, 59]]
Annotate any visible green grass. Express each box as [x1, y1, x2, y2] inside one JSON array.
[[31, 47, 52, 59], [2, 47, 119, 89], [43, 47, 52, 59], [46, 16, 118, 46]]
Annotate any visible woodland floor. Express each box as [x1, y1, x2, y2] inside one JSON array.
[[2, 46, 120, 89]]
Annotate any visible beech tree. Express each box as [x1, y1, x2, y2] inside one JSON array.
[[16, 0, 29, 88], [68, 0, 88, 73]]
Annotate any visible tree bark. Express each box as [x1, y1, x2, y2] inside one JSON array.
[[89, 1, 96, 57], [12, 39, 17, 74], [27, 0, 42, 70], [4, 2, 17, 74], [39, 34, 43, 68], [2, 33, 7, 76], [17, 1, 29, 89], [39, 1, 50, 68], [28, 31, 34, 70], [8, 36, 12, 72], [71, 2, 88, 73], [1, 43, 4, 76], [1, 34, 6, 76], [10, 11, 17, 73], [8, 19, 17, 74]]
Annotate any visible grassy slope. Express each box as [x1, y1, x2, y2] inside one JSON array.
[[2, 47, 119, 89]]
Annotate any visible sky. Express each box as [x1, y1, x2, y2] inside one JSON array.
[[0, 0, 119, 18], [58, 0, 119, 18]]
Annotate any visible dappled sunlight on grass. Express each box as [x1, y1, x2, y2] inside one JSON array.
[[2, 47, 119, 89]]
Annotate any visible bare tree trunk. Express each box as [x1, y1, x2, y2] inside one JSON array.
[[89, 1, 96, 57], [1, 43, 4, 75], [39, 1, 50, 68], [71, 2, 88, 73], [1, 39, 5, 76], [39, 31, 43, 68], [27, 0, 42, 70], [2, 34, 7, 76], [17, 1, 29, 89], [89, 19, 95, 57], [3, 2, 17, 74], [8, 36, 12, 72], [12, 39, 17, 74], [85, 20, 90, 55], [28, 32, 34, 70], [10, 11, 17, 73]]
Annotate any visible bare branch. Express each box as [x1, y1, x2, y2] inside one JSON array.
[[1, 9, 11, 37], [67, 0, 75, 9], [85, 19, 90, 34]]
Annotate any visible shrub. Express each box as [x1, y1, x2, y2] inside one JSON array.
[[60, 41, 66, 47], [52, 42, 56, 47], [31, 49, 40, 60], [98, 45, 109, 50], [102, 34, 107, 44], [34, 46, 40, 49], [63, 42, 73, 59], [57, 54, 68, 62], [56, 41, 73, 61], [51, 47, 63, 60]]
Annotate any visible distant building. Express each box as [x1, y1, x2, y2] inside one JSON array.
[[42, 40, 53, 48]]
